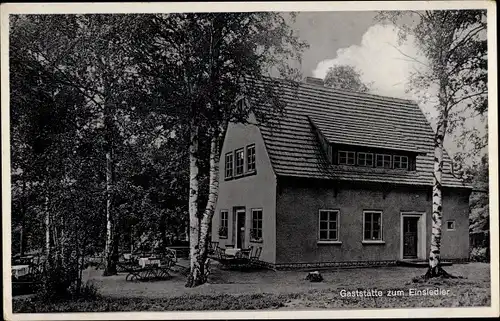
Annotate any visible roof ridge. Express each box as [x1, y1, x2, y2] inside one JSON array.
[[299, 82, 416, 105], [253, 76, 418, 106]]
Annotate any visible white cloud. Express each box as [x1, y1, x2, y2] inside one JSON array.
[[313, 24, 428, 98]]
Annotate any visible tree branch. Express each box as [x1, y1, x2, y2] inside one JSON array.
[[447, 91, 488, 111], [386, 42, 429, 67], [447, 24, 486, 60]]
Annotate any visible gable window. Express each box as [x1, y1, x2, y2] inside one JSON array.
[[363, 211, 382, 241], [446, 220, 456, 231], [376, 154, 392, 169], [358, 152, 374, 167], [219, 210, 228, 238], [393, 155, 408, 169], [246, 144, 256, 172], [235, 149, 244, 176], [338, 151, 355, 165], [319, 210, 339, 241], [225, 153, 234, 179], [251, 209, 263, 241]]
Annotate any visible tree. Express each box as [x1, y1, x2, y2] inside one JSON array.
[[10, 15, 106, 297], [378, 10, 487, 278], [323, 65, 370, 92], [9, 14, 151, 279], [132, 13, 308, 287]]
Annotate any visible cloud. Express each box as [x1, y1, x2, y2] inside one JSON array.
[[313, 24, 428, 99]]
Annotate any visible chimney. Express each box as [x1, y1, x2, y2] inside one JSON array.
[[304, 76, 325, 86]]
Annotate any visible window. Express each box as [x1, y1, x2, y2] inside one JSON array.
[[225, 153, 234, 178], [235, 149, 244, 176], [338, 151, 355, 165], [318, 210, 339, 241], [246, 144, 256, 172], [219, 210, 228, 238], [358, 152, 374, 167], [393, 155, 409, 169], [364, 211, 382, 241], [446, 220, 456, 231], [376, 154, 392, 169], [251, 209, 263, 241]]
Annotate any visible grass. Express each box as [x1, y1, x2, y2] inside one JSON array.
[[12, 262, 491, 312], [13, 293, 294, 312]]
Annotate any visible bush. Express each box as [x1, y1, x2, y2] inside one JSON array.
[[68, 281, 100, 300], [470, 247, 489, 262], [35, 252, 99, 302], [36, 261, 77, 301]]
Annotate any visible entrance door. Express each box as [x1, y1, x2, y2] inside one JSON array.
[[403, 217, 419, 259], [236, 209, 246, 248]]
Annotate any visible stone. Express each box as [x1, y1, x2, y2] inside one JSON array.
[[306, 271, 323, 282]]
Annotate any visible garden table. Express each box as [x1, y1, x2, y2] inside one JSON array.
[[138, 257, 161, 268], [225, 248, 241, 257], [12, 265, 30, 278]]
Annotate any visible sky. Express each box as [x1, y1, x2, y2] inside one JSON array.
[[289, 11, 488, 162]]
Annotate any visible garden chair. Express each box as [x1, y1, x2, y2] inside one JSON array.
[[238, 248, 252, 260], [214, 247, 235, 269], [250, 246, 262, 265], [208, 241, 219, 255], [155, 255, 175, 280]]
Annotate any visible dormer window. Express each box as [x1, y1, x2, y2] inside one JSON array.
[[338, 151, 355, 165], [358, 152, 374, 167], [376, 154, 392, 169], [393, 155, 408, 169]]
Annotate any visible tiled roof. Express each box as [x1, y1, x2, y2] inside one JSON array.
[[253, 80, 471, 189]]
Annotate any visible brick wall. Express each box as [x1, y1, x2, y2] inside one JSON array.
[[275, 179, 470, 264]]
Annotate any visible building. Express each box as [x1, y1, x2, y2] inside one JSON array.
[[211, 77, 472, 269]]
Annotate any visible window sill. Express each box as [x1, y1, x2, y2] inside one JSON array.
[[362, 240, 385, 245], [219, 236, 228, 239], [250, 239, 263, 243], [224, 170, 257, 181], [317, 241, 342, 245]]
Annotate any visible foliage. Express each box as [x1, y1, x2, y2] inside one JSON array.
[[9, 14, 192, 295], [465, 154, 489, 263], [323, 65, 370, 92], [469, 247, 489, 262]]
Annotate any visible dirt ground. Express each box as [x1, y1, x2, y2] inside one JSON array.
[[83, 261, 491, 302]]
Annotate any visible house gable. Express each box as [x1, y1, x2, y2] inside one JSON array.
[[213, 113, 277, 263]]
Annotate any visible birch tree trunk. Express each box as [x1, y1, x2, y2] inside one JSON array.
[[45, 194, 50, 258], [103, 98, 117, 276], [103, 146, 116, 275], [186, 123, 201, 287], [187, 129, 223, 287], [426, 72, 454, 278], [427, 117, 446, 277]]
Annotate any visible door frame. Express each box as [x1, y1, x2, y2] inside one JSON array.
[[235, 208, 246, 248], [400, 211, 426, 260]]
